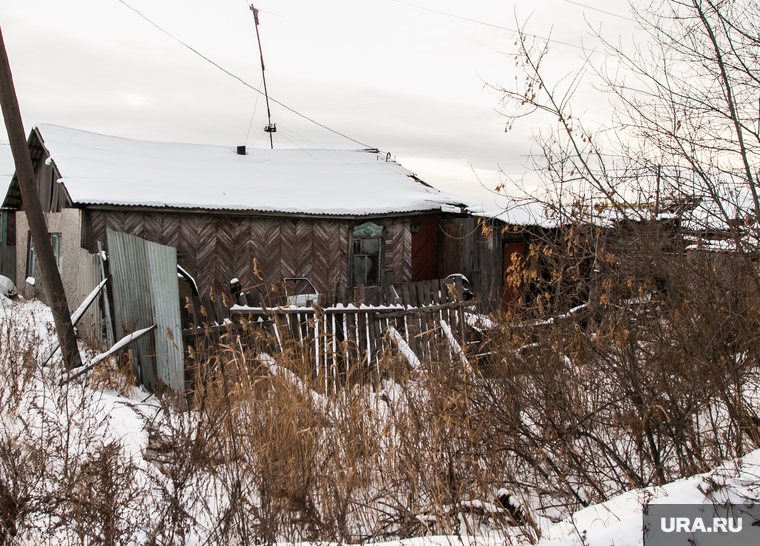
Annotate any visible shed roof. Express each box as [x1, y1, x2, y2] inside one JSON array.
[[5, 124, 465, 216]]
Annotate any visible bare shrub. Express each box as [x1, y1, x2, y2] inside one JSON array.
[[0, 303, 149, 545]]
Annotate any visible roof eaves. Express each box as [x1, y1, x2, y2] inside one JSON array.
[[2, 127, 50, 210], [78, 201, 453, 219]]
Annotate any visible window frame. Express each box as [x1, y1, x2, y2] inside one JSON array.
[[351, 221, 384, 287]]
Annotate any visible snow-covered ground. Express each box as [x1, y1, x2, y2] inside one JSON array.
[[534, 452, 760, 545], [2, 295, 759, 545]]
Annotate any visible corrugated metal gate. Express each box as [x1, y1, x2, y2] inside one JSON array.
[[107, 229, 184, 394]]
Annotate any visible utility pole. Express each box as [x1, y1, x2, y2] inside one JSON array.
[[250, 4, 276, 149], [0, 25, 81, 370]]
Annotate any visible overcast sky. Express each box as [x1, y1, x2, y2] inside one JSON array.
[[0, 0, 640, 218]]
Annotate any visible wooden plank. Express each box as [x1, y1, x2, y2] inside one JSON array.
[[335, 281, 346, 306], [364, 286, 374, 306], [400, 283, 412, 307], [189, 296, 203, 329], [371, 312, 382, 365], [356, 310, 367, 366], [437, 222, 463, 278], [216, 296, 229, 323], [417, 307, 430, 358], [331, 313, 338, 392], [432, 279, 442, 305], [413, 326, 426, 363], [425, 280, 435, 306], [416, 281, 426, 307], [369, 286, 380, 306], [386, 284, 398, 305], [345, 312, 356, 369], [272, 313, 285, 352]]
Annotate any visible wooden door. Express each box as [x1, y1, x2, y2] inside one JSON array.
[[411, 215, 438, 281]]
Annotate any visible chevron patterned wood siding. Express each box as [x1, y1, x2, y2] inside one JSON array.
[[379, 217, 412, 284], [86, 211, 417, 298]]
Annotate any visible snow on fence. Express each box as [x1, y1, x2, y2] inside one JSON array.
[[181, 278, 470, 385]]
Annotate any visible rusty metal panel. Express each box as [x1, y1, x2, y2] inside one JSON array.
[[144, 240, 184, 394]]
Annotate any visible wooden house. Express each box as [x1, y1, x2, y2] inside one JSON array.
[[2, 125, 502, 309]]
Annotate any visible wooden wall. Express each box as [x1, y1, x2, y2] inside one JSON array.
[[84, 210, 413, 298], [438, 216, 504, 311], [382, 217, 412, 285], [411, 214, 438, 281], [33, 159, 68, 213]]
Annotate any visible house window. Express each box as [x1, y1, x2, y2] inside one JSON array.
[[352, 221, 384, 286], [26, 234, 35, 278], [26, 232, 62, 278], [50, 232, 61, 269]]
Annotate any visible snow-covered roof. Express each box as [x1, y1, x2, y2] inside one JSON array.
[[470, 199, 553, 227], [25, 124, 464, 216]]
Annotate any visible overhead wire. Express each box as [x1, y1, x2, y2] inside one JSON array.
[[387, 0, 628, 56], [276, 131, 313, 155], [115, 0, 373, 149], [244, 79, 263, 147], [248, 131, 268, 149], [387, 0, 587, 52], [560, 0, 634, 22], [278, 126, 327, 149]]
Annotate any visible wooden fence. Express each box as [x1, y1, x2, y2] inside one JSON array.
[[181, 278, 471, 387]]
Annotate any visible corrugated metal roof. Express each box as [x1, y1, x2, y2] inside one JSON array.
[[25, 124, 464, 216]]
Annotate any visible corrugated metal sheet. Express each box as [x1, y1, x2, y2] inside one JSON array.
[[107, 229, 184, 394], [76, 248, 107, 351], [144, 239, 183, 392]]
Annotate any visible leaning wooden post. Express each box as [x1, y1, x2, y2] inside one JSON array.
[[0, 25, 81, 369]]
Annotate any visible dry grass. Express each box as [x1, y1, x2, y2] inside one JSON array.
[[2, 224, 759, 544]]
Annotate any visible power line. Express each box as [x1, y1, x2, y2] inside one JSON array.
[[278, 126, 327, 149], [560, 0, 634, 22], [244, 79, 262, 147], [277, 131, 313, 155], [387, 0, 590, 53], [115, 0, 373, 149]]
